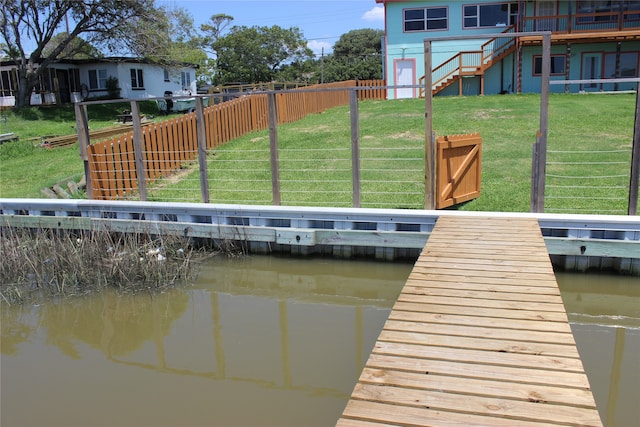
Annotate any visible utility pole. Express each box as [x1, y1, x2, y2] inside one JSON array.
[[321, 47, 324, 84]]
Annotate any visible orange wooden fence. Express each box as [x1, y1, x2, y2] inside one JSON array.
[[87, 80, 386, 200], [436, 133, 482, 209]]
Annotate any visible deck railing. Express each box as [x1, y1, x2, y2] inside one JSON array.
[[419, 26, 515, 97], [522, 10, 640, 33]]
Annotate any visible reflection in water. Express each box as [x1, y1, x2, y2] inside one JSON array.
[[1, 256, 411, 427], [2, 258, 638, 427], [556, 272, 640, 427]]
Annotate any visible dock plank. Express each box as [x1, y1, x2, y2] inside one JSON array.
[[336, 216, 602, 427]]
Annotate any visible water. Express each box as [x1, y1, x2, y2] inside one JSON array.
[[1, 257, 638, 426], [1, 256, 411, 427], [556, 272, 640, 427]]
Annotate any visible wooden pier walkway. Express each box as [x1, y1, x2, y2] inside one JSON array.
[[337, 215, 602, 427]]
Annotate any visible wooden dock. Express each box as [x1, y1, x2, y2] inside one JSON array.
[[337, 215, 603, 427]]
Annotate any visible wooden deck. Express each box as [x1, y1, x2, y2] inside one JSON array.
[[337, 215, 603, 427]]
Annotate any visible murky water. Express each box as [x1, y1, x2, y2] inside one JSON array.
[[1, 256, 411, 427], [1, 257, 638, 427], [556, 272, 640, 427]]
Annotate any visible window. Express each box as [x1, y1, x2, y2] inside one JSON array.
[[163, 68, 170, 82], [463, 2, 519, 28], [88, 69, 107, 90], [404, 6, 448, 32], [577, 0, 640, 14], [1, 70, 15, 96], [577, 1, 640, 23], [181, 71, 192, 89], [130, 68, 144, 89], [604, 52, 639, 78], [533, 55, 567, 75]]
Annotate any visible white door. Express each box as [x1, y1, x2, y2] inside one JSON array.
[[395, 59, 415, 99], [536, 0, 557, 31], [581, 53, 602, 91]]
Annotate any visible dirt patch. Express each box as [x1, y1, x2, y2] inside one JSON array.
[[469, 109, 513, 120], [388, 131, 423, 141], [297, 125, 332, 133]]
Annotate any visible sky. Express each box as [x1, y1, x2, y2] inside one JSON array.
[[158, 0, 385, 56]]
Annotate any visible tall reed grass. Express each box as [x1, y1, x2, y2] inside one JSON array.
[[0, 227, 200, 305]]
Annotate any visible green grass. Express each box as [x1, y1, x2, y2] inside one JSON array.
[[1, 93, 636, 214], [0, 100, 174, 198]]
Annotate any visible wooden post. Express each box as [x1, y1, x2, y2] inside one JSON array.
[[350, 89, 361, 208], [131, 100, 147, 201], [74, 102, 92, 199], [532, 33, 551, 213], [424, 39, 436, 210], [195, 97, 210, 203], [530, 136, 540, 212], [629, 87, 640, 215], [268, 93, 281, 205]]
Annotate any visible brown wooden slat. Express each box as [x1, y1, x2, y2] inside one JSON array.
[[383, 320, 575, 346], [357, 367, 599, 408], [365, 353, 594, 390], [388, 310, 574, 334], [339, 400, 557, 427], [377, 329, 580, 358], [351, 383, 601, 426]]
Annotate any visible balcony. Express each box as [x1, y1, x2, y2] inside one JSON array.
[[522, 9, 640, 34]]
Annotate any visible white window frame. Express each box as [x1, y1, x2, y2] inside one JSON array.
[[181, 71, 192, 89], [130, 68, 144, 89], [88, 69, 108, 90], [403, 6, 448, 32]]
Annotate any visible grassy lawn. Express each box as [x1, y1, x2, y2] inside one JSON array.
[[1, 93, 636, 214], [0, 100, 171, 198]]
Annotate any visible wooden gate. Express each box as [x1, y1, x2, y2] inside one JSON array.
[[436, 133, 482, 209]]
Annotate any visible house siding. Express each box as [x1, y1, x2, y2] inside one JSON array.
[[0, 59, 197, 107], [379, 0, 640, 98]]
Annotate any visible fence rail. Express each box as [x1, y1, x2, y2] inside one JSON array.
[[86, 80, 384, 201]]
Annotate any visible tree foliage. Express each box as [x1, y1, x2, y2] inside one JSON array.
[[213, 25, 313, 84], [0, 0, 158, 108], [41, 33, 102, 59], [322, 29, 384, 83]]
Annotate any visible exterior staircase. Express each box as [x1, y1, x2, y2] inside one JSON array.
[[419, 26, 517, 97]]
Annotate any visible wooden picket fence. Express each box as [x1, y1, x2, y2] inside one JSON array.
[[87, 80, 385, 200]]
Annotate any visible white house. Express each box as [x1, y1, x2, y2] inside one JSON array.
[[0, 57, 198, 108]]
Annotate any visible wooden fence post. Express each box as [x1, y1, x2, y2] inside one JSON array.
[[268, 93, 281, 205], [74, 102, 92, 199], [531, 33, 551, 213], [629, 86, 640, 215], [131, 100, 147, 201], [195, 97, 210, 203], [350, 89, 361, 208], [424, 39, 436, 210]]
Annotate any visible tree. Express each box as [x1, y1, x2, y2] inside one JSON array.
[[199, 14, 234, 84], [322, 29, 384, 83], [41, 33, 102, 60], [213, 25, 313, 84], [0, 0, 158, 108]]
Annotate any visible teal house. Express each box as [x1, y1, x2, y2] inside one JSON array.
[[376, 0, 640, 98]]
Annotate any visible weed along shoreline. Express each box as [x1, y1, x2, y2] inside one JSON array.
[[0, 226, 204, 305]]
